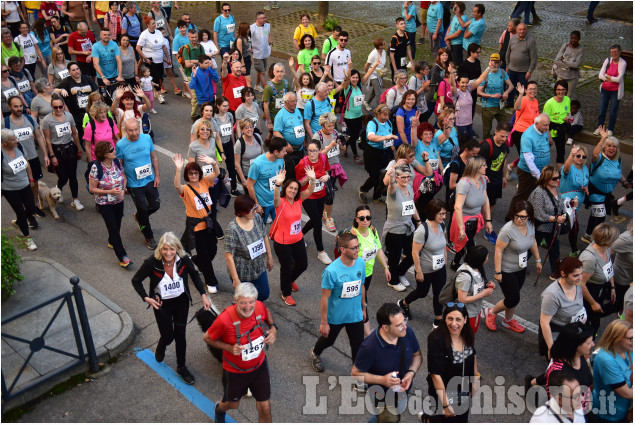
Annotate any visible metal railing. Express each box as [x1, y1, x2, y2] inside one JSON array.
[[1, 276, 98, 402]]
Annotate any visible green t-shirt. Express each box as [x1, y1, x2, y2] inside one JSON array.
[[543, 96, 571, 138], [322, 35, 337, 55], [182, 43, 204, 77], [354, 227, 383, 277], [1, 42, 23, 66], [262, 79, 287, 119], [343, 85, 363, 119], [297, 48, 319, 73]]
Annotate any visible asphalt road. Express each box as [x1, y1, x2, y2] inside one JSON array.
[[7, 58, 633, 422]]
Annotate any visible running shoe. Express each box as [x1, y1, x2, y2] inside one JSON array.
[[322, 211, 328, 222], [160, 87, 167, 94], [592, 127, 601, 136], [432, 318, 442, 329], [325, 217, 336, 232], [358, 186, 368, 204], [34, 208, 46, 217], [399, 275, 411, 287], [155, 337, 166, 362], [183, 91, 191, 99], [397, 299, 411, 320], [208, 285, 218, 294], [282, 294, 296, 306], [174, 89, 182, 95], [25, 237, 37, 251], [158, 94, 165, 104], [119, 256, 131, 268], [214, 405, 226, 423], [485, 308, 497, 331], [230, 189, 241, 197], [291, 281, 299, 292], [354, 382, 368, 393], [28, 217, 39, 229], [71, 199, 84, 210], [549, 272, 558, 281], [501, 318, 525, 333], [177, 366, 195, 384], [372, 197, 386, 205], [310, 347, 324, 372], [580, 234, 593, 244], [145, 238, 158, 250], [318, 251, 332, 265], [388, 283, 407, 292]]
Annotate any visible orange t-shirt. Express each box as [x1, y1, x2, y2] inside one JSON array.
[[273, 197, 304, 245], [180, 179, 213, 232], [513, 96, 540, 133]]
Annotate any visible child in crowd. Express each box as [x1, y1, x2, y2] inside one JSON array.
[[567, 99, 583, 145], [139, 66, 159, 114]]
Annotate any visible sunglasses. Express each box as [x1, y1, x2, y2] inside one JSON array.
[[575, 155, 587, 159], [108, 148, 115, 153], [446, 302, 466, 308], [551, 176, 561, 181], [356, 215, 372, 221], [223, 8, 231, 12], [52, 105, 64, 110], [1, 69, 8, 73], [312, 62, 321, 65], [339, 38, 348, 42]]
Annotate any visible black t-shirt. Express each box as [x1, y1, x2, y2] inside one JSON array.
[[458, 58, 481, 81], [449, 156, 466, 180], [390, 32, 410, 69], [427, 330, 476, 397], [479, 139, 509, 184], [58, 75, 98, 119], [48, 24, 72, 57]]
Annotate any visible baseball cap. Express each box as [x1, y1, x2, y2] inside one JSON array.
[[490, 53, 501, 61]]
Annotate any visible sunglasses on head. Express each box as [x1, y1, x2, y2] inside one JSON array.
[[446, 302, 465, 308], [356, 215, 372, 221]]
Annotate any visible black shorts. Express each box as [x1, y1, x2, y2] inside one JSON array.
[[77, 61, 96, 77], [244, 56, 252, 76], [221, 358, 271, 402], [486, 180, 503, 205], [29, 157, 43, 180]]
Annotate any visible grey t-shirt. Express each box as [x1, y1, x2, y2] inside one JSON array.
[[498, 221, 536, 273], [413, 221, 446, 274], [190, 118, 218, 141], [611, 230, 632, 286], [5, 115, 38, 159], [47, 62, 70, 88], [579, 244, 613, 285], [187, 140, 218, 177], [541, 280, 586, 328], [235, 103, 262, 131], [1, 145, 29, 190], [386, 185, 415, 235], [41, 112, 76, 145], [454, 264, 485, 318], [624, 286, 633, 315], [120, 46, 136, 79], [212, 114, 235, 145], [456, 176, 487, 216], [233, 135, 263, 177], [30, 94, 53, 119], [387, 160, 421, 190], [313, 130, 341, 165]]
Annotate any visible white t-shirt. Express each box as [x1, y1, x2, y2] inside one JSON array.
[[137, 29, 165, 63], [249, 23, 271, 60], [14, 34, 38, 64], [3, 2, 21, 22], [366, 49, 386, 81], [325, 47, 351, 82], [200, 40, 219, 68]]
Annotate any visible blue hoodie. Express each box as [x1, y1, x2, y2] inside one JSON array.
[[189, 66, 220, 104]]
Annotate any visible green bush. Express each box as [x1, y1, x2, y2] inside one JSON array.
[[323, 17, 338, 32], [2, 232, 24, 300]]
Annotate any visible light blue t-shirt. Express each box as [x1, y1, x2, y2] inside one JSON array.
[[274, 107, 305, 147], [116, 134, 155, 187], [304, 98, 332, 133], [479, 69, 509, 108], [247, 154, 284, 207], [463, 18, 485, 50], [415, 141, 440, 172], [435, 128, 458, 161], [172, 33, 189, 54], [343, 86, 363, 119], [122, 13, 141, 38], [91, 40, 121, 79], [174, 23, 197, 39], [448, 14, 467, 46], [32, 30, 51, 58], [518, 125, 550, 174], [403, 3, 418, 33], [321, 257, 366, 325], [560, 164, 589, 208], [213, 14, 236, 48], [366, 118, 393, 150], [589, 156, 622, 203], [426, 2, 444, 34], [395, 106, 417, 147], [592, 349, 633, 422]]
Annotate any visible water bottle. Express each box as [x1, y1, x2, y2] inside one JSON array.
[[391, 372, 403, 392]]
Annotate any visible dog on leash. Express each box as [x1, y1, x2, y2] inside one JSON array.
[[38, 181, 64, 218], [195, 303, 223, 363]]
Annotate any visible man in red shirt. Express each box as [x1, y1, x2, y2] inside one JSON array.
[[68, 22, 96, 78], [220, 52, 247, 114], [203, 282, 277, 423]]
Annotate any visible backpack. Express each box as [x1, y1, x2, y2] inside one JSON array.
[[238, 133, 263, 161], [4, 114, 35, 132], [366, 118, 393, 148], [479, 138, 494, 160], [442, 158, 462, 188], [177, 44, 192, 68], [388, 105, 404, 136], [87, 116, 117, 146], [438, 270, 472, 305], [1, 142, 26, 183], [379, 85, 405, 105], [84, 158, 123, 193], [123, 12, 143, 33], [222, 303, 269, 372], [420, 220, 446, 246]]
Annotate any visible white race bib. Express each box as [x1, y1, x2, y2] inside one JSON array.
[[3, 88, 18, 99], [81, 40, 92, 51], [14, 127, 32, 141], [293, 125, 305, 139], [429, 158, 439, 170], [400, 57, 407, 67], [226, 23, 235, 33], [58, 69, 70, 79], [194, 191, 212, 210], [327, 144, 340, 158], [247, 238, 266, 259], [77, 93, 89, 108], [55, 122, 71, 138], [353, 95, 364, 107], [17, 80, 31, 93], [591, 204, 606, 218], [275, 97, 284, 109], [519, 251, 528, 268], [240, 335, 264, 361], [201, 164, 214, 176], [401, 200, 415, 216], [106, 193, 119, 202], [432, 254, 445, 271], [362, 245, 378, 262], [268, 175, 277, 191], [341, 279, 361, 299], [134, 163, 152, 180], [232, 85, 245, 99], [313, 180, 324, 192], [383, 138, 394, 148], [473, 279, 485, 295], [219, 123, 232, 137], [571, 307, 588, 324], [290, 219, 302, 235], [7, 156, 27, 174], [159, 276, 184, 299], [25, 52, 36, 63], [602, 260, 614, 281]]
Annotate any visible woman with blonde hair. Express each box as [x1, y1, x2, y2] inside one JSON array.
[[47, 45, 70, 88], [83, 101, 119, 161]]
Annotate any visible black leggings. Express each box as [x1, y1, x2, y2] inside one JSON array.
[[360, 145, 393, 199], [344, 117, 362, 156], [500, 269, 527, 309], [453, 219, 477, 265], [2, 185, 36, 237], [363, 274, 373, 323], [149, 61, 164, 86], [302, 197, 325, 252], [97, 202, 127, 261], [222, 141, 237, 190], [313, 320, 365, 363], [52, 142, 79, 198], [568, 217, 580, 253], [154, 292, 189, 368], [273, 239, 308, 297], [405, 267, 446, 316], [585, 202, 606, 237], [385, 232, 414, 286], [511, 129, 524, 155], [194, 228, 219, 287], [550, 121, 568, 164]]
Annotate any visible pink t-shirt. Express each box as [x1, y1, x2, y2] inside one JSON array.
[[601, 61, 619, 91], [83, 119, 119, 160]]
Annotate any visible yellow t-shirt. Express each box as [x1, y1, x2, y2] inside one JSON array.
[[293, 24, 317, 45], [95, 1, 110, 16], [25, 2, 42, 11]]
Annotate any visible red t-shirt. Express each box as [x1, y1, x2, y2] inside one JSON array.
[[295, 154, 330, 199], [68, 30, 95, 63], [273, 197, 303, 245], [222, 74, 248, 112], [601, 61, 619, 92], [207, 302, 269, 374], [39, 2, 60, 19]]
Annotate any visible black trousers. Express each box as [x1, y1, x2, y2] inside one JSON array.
[[584, 281, 617, 336], [2, 185, 37, 236], [585, 202, 606, 237], [550, 121, 568, 164], [222, 141, 237, 191], [302, 196, 325, 252], [385, 232, 414, 286], [344, 117, 363, 156], [273, 239, 308, 297], [153, 292, 189, 368], [97, 201, 127, 261], [284, 148, 304, 181], [405, 267, 446, 316], [52, 142, 79, 198], [194, 228, 219, 287], [360, 145, 393, 199], [313, 320, 365, 363], [128, 181, 161, 239]]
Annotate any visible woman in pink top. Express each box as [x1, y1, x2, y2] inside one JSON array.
[[595, 44, 627, 135], [83, 101, 119, 161]]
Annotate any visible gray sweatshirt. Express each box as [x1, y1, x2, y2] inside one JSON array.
[[506, 34, 537, 73]]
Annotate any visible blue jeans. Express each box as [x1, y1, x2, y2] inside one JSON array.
[[249, 271, 270, 301], [262, 205, 276, 223], [597, 88, 620, 131], [511, 1, 533, 24], [457, 124, 474, 140], [406, 31, 417, 59], [506, 69, 527, 106]]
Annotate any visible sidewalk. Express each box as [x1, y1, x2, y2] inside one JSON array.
[[1, 258, 134, 411]]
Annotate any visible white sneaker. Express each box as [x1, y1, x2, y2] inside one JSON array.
[[363, 101, 372, 112], [566, 138, 573, 145], [71, 199, 84, 210], [266, 216, 273, 224], [207, 285, 218, 294], [607, 130, 613, 136], [25, 237, 37, 251], [255, 84, 264, 92], [593, 128, 601, 136], [317, 251, 332, 265], [183, 92, 191, 99], [388, 283, 407, 292], [158, 95, 165, 104], [399, 275, 411, 287], [151, 109, 158, 114]]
